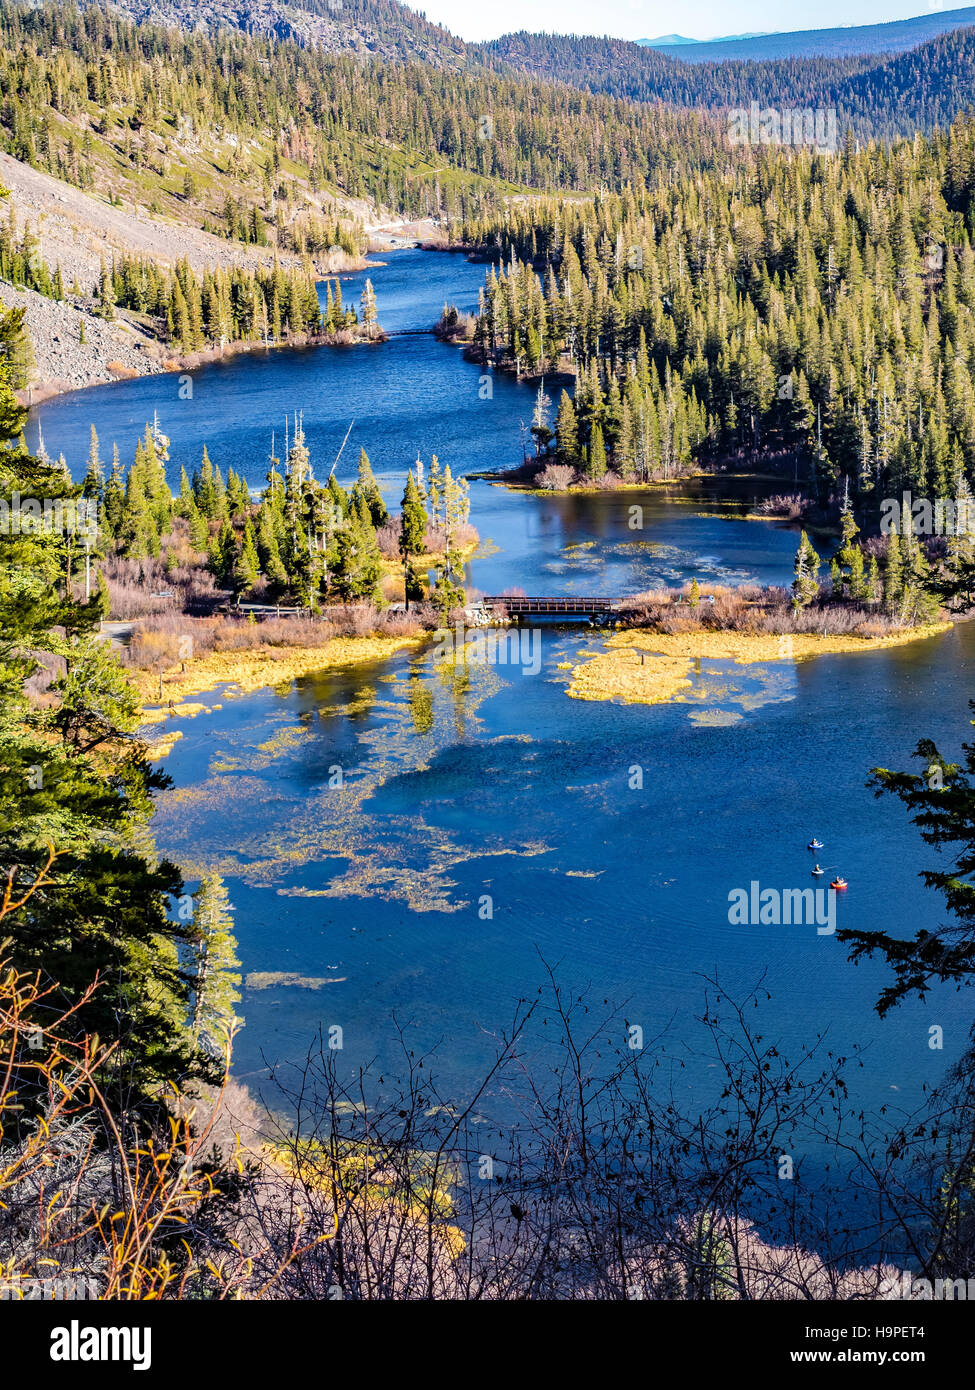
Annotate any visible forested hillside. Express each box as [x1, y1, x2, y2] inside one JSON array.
[[456, 113, 975, 619], [0, 1, 727, 230], [482, 26, 975, 141], [639, 6, 975, 63]]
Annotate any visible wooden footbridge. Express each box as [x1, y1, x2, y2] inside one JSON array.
[[476, 595, 623, 620]]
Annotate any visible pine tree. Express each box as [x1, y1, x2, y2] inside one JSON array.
[[81, 424, 103, 502], [792, 531, 821, 609], [587, 422, 607, 480], [884, 531, 904, 609], [333, 498, 382, 600], [102, 443, 125, 540], [0, 329, 207, 1103], [530, 381, 553, 455], [187, 496, 209, 552], [427, 454, 443, 529], [360, 277, 379, 339], [190, 874, 242, 1067], [176, 465, 194, 518], [231, 519, 260, 597], [357, 447, 388, 527], [555, 389, 579, 467], [194, 445, 218, 519], [209, 518, 236, 587], [398, 469, 427, 607]]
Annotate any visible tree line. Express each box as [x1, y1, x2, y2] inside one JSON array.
[[106, 256, 379, 349], [459, 118, 975, 510], [80, 416, 471, 615]]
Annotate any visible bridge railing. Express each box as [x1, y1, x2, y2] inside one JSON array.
[[478, 596, 621, 615]]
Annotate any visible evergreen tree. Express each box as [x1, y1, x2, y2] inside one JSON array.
[[399, 469, 428, 608], [360, 277, 379, 339], [555, 390, 579, 467], [792, 531, 821, 609], [81, 424, 103, 503], [190, 873, 242, 1068], [0, 327, 207, 1105], [357, 447, 388, 527], [232, 518, 260, 597], [587, 422, 607, 480]]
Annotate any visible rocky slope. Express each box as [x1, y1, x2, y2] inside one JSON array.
[[0, 281, 163, 399], [85, 0, 467, 65], [0, 152, 366, 292]]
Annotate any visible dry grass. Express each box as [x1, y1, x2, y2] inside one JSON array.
[[751, 492, 809, 520], [619, 583, 932, 638], [101, 532, 221, 619], [133, 632, 423, 705], [122, 604, 427, 674]]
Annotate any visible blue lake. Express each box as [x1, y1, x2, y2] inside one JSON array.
[[30, 248, 974, 1168]]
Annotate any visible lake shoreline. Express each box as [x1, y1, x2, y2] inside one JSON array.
[[566, 623, 955, 705], [137, 633, 423, 758]]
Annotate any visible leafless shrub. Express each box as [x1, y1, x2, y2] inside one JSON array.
[[423, 521, 478, 554], [537, 464, 576, 490], [619, 583, 917, 636], [376, 521, 400, 558], [240, 971, 948, 1301], [120, 605, 426, 672], [102, 549, 220, 619], [753, 492, 808, 519]]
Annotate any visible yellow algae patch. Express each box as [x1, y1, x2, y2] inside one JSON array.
[[152, 658, 549, 916], [605, 623, 952, 666], [568, 649, 694, 705], [140, 701, 211, 725], [564, 622, 951, 707], [135, 634, 420, 704], [143, 729, 183, 760], [257, 724, 312, 756]]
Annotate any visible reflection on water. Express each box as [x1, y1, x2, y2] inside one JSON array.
[[28, 247, 974, 1147], [32, 249, 805, 597], [151, 623, 973, 1137]]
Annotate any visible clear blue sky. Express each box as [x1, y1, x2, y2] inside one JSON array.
[[406, 0, 950, 44]]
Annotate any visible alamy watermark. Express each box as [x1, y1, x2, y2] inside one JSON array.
[[880, 1270, 975, 1300], [728, 881, 837, 935], [728, 102, 838, 155], [1, 1273, 101, 1300], [880, 490, 975, 537], [0, 494, 97, 540], [434, 621, 542, 676]]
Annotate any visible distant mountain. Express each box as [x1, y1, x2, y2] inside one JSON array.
[[638, 34, 699, 46], [634, 7, 975, 62], [482, 25, 975, 140], [62, 0, 975, 144], [639, 32, 773, 48]]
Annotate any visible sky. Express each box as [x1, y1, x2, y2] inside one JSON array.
[[405, 0, 951, 44]]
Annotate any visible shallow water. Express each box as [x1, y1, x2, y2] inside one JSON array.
[[31, 249, 973, 1154]]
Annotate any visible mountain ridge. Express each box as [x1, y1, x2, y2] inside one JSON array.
[[635, 6, 975, 62]]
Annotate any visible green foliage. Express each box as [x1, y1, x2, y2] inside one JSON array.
[[839, 710, 975, 1016], [0, 334, 209, 1104], [112, 255, 340, 350], [190, 873, 242, 1069], [462, 119, 975, 502], [792, 531, 820, 609]]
